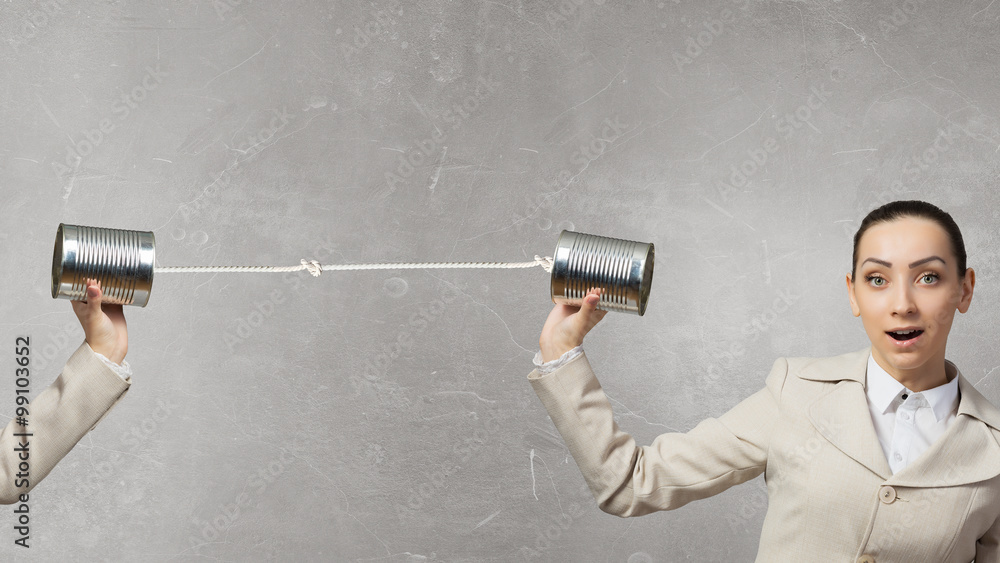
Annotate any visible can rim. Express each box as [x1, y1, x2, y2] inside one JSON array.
[[638, 243, 654, 316], [51, 223, 66, 299]]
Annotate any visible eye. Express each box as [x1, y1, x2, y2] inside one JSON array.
[[920, 273, 939, 284], [864, 274, 885, 287]]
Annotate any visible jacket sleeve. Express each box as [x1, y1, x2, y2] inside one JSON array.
[[977, 513, 1000, 562], [0, 339, 132, 504], [528, 350, 787, 517]]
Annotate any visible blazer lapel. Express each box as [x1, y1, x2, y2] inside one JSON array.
[[797, 345, 1000, 487], [801, 346, 892, 480], [886, 372, 1000, 488]]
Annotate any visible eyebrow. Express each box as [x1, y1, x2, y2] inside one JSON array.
[[861, 256, 947, 269]]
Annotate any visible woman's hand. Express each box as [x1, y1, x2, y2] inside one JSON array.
[[538, 287, 609, 363], [71, 278, 128, 365]]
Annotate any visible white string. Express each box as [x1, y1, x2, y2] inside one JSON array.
[[154, 255, 554, 276]]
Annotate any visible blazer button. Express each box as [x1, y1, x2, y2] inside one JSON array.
[[857, 556, 876, 563], [879, 485, 896, 504]]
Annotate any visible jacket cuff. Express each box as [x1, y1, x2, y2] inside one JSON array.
[[67, 340, 132, 432], [527, 349, 599, 427]]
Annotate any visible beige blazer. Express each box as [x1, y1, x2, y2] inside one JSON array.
[[0, 340, 131, 504], [528, 345, 1000, 562]]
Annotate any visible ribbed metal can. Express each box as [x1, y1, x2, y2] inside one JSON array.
[[51, 223, 156, 307], [550, 230, 654, 316]]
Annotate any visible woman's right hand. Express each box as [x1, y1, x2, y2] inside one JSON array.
[[538, 287, 609, 363], [71, 278, 128, 365]]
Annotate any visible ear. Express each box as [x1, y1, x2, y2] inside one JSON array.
[[957, 267, 975, 314], [846, 273, 860, 317]]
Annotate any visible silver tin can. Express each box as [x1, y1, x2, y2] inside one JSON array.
[[51, 223, 156, 307], [550, 230, 654, 316]]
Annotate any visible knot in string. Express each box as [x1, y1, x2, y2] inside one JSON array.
[[301, 259, 323, 277], [533, 255, 553, 273]]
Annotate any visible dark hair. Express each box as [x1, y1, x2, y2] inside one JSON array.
[[851, 200, 967, 282]]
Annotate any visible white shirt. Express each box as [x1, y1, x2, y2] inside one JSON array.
[[532, 347, 961, 474], [864, 351, 960, 474], [92, 351, 133, 382], [533, 346, 583, 375]]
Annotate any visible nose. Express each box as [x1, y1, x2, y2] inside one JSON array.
[[891, 284, 917, 316]]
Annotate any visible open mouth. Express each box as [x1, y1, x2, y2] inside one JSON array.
[[887, 329, 923, 341]]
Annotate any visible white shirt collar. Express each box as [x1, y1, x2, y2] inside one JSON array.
[[864, 352, 960, 421]]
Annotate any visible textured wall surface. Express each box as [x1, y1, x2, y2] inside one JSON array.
[[1, 0, 999, 561]]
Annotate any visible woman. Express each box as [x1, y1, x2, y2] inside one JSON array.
[[529, 200, 1000, 561], [0, 278, 132, 504]]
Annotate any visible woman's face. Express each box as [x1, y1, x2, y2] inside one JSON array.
[[846, 216, 975, 382]]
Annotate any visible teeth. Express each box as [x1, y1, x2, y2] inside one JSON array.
[[893, 330, 917, 334]]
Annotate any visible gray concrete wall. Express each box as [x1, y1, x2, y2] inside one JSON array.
[[1, 0, 998, 560]]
